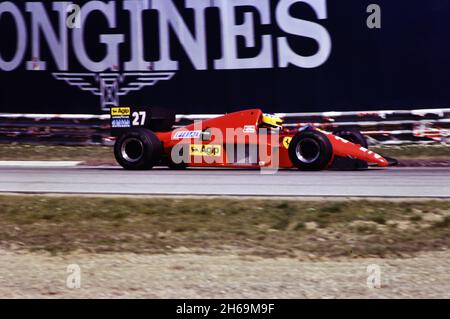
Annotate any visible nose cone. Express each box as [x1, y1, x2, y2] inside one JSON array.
[[327, 133, 389, 167], [367, 150, 389, 167]]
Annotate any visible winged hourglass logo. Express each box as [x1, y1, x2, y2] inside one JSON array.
[[52, 72, 176, 111]]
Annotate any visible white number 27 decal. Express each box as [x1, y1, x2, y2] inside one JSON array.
[[132, 111, 147, 126]]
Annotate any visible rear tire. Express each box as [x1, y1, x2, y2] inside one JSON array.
[[114, 128, 162, 170], [289, 130, 333, 171]]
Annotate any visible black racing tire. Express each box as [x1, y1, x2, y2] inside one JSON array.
[[289, 130, 333, 171], [333, 127, 368, 148], [114, 128, 162, 170]]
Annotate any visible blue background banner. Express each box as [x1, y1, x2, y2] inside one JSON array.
[[0, 0, 449, 114]]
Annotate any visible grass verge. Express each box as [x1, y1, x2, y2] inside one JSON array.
[[1, 196, 449, 259], [0, 144, 114, 162]]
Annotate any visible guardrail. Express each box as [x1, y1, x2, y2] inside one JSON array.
[[1, 108, 450, 145]]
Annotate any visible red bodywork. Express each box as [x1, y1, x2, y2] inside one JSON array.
[[155, 109, 389, 169]]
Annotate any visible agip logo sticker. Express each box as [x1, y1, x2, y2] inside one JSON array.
[[111, 107, 131, 117], [111, 107, 131, 128], [190, 145, 222, 157]]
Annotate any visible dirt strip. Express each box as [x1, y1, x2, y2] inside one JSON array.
[[0, 249, 449, 298]]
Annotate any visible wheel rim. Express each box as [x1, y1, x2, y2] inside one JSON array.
[[121, 138, 144, 163], [295, 138, 320, 164]]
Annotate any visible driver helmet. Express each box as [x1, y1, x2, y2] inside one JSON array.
[[261, 113, 284, 129]]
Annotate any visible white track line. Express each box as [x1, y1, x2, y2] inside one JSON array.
[[0, 161, 82, 168]]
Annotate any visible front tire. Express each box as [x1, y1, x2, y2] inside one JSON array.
[[289, 130, 333, 171], [333, 127, 368, 148], [114, 128, 162, 170], [331, 127, 369, 170]]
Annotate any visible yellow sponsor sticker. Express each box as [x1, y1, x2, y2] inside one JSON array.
[[282, 137, 292, 149], [111, 107, 131, 116], [190, 144, 222, 157]]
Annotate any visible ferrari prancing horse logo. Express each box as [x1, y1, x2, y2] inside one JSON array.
[[282, 137, 292, 149]]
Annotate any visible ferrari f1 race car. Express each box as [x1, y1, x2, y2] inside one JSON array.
[[110, 107, 395, 171]]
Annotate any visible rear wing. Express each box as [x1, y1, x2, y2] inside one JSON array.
[[110, 106, 175, 137]]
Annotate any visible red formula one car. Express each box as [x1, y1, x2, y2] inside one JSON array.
[[110, 107, 395, 171]]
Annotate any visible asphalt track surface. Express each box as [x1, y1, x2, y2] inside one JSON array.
[[0, 166, 449, 198]]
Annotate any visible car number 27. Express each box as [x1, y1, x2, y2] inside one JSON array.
[[132, 111, 147, 126]]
